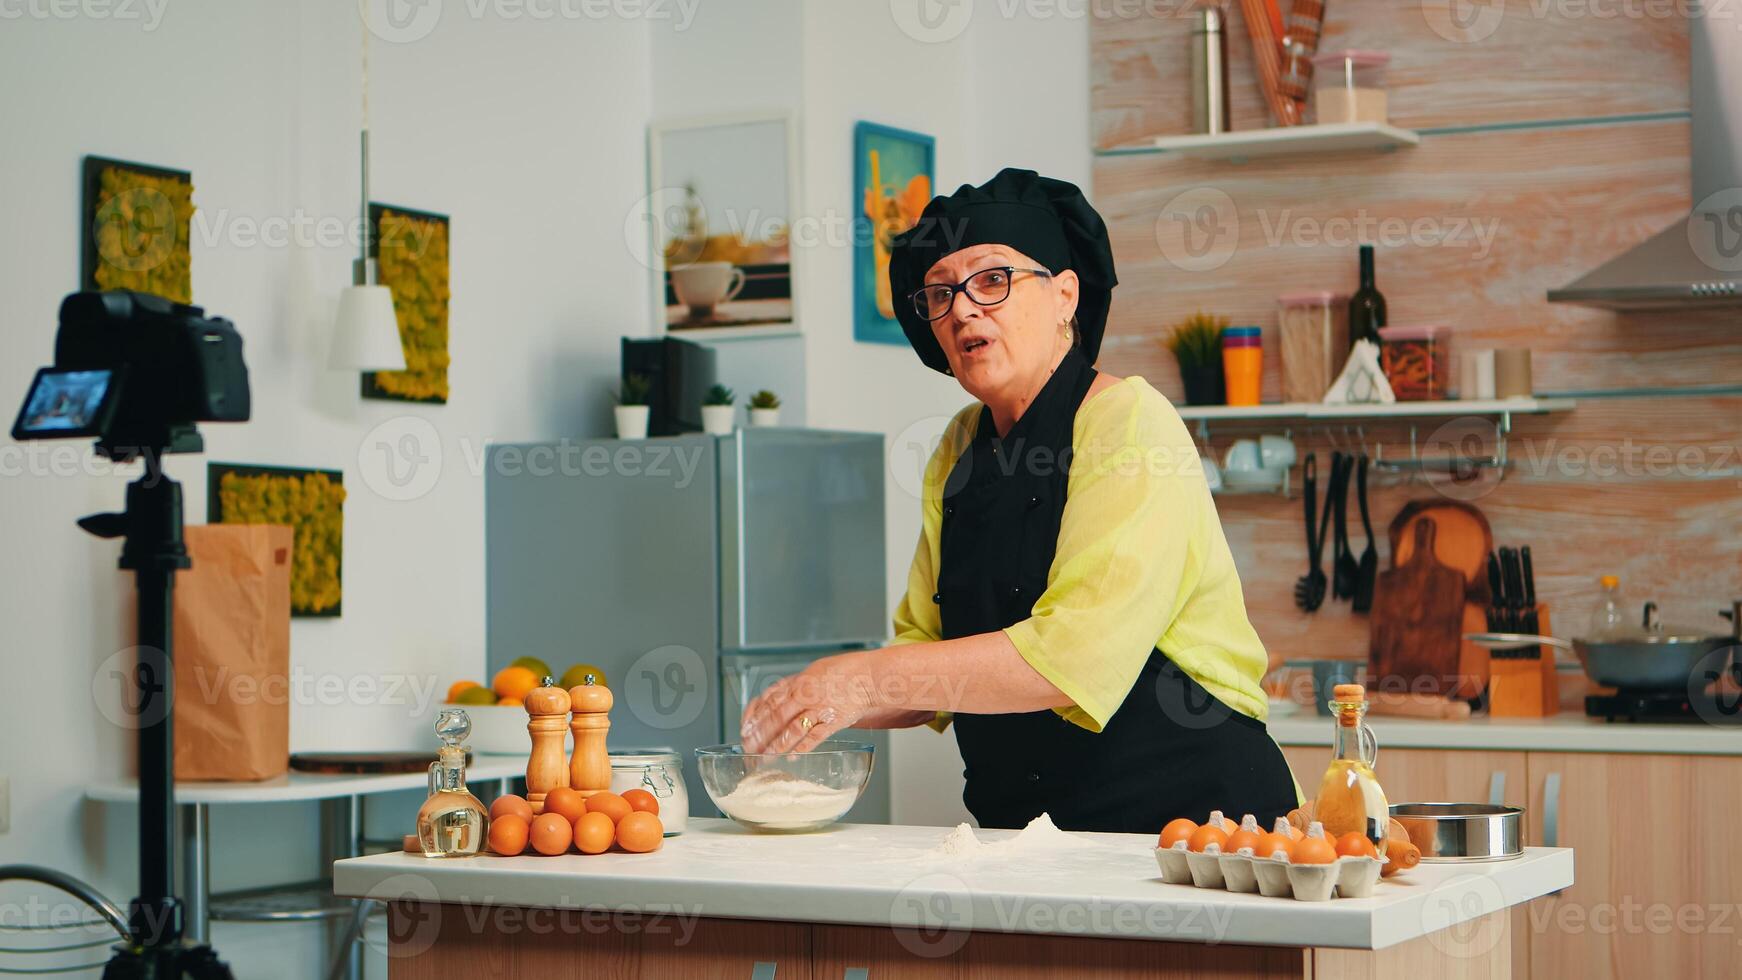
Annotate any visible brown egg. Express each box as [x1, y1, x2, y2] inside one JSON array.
[[543, 787, 588, 824], [1225, 816, 1264, 855], [616, 811, 664, 853], [574, 812, 615, 855], [1187, 823, 1229, 853], [1253, 831, 1293, 860], [585, 792, 632, 825], [489, 794, 533, 823], [622, 788, 659, 816], [1334, 831, 1379, 860], [529, 813, 573, 856], [1291, 833, 1338, 865], [488, 815, 529, 856], [1157, 818, 1197, 850]]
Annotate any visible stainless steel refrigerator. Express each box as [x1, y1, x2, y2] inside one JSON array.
[[485, 428, 890, 821]]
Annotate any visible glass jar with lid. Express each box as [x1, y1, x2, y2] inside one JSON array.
[[610, 748, 689, 834]]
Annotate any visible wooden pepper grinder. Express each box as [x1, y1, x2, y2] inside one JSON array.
[[524, 677, 571, 815], [568, 675, 613, 799]]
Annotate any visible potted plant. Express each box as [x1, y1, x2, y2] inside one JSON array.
[[1167, 312, 1228, 406], [748, 389, 782, 427], [615, 373, 652, 439], [702, 384, 736, 435]]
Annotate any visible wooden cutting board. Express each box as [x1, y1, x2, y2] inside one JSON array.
[[1389, 500, 1495, 699], [1368, 518, 1467, 697]]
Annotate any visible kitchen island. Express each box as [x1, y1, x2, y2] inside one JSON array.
[[335, 817, 1571, 978]]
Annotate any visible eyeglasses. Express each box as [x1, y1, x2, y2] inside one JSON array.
[[910, 266, 1053, 322]]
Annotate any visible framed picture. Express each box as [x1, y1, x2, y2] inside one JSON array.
[[853, 122, 933, 347], [81, 155, 195, 304], [362, 203, 450, 403], [207, 463, 346, 617], [646, 112, 797, 336]]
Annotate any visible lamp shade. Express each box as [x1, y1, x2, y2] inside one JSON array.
[[329, 285, 406, 371]]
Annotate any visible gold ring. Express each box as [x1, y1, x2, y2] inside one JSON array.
[[799, 715, 813, 731]]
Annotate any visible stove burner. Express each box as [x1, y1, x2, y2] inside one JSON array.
[[1586, 689, 1742, 724]]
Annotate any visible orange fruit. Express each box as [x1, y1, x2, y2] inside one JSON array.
[[543, 787, 587, 824], [622, 789, 659, 816], [498, 697, 523, 708], [493, 666, 540, 701], [585, 792, 632, 825], [574, 812, 615, 854], [489, 795, 533, 823], [616, 811, 663, 853], [1157, 818, 1197, 850], [446, 680, 481, 703], [488, 815, 529, 856], [529, 813, 572, 855]]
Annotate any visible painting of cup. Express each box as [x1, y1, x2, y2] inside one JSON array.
[[670, 261, 746, 318]]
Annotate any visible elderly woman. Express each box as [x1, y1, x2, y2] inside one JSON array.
[[740, 169, 1297, 833]]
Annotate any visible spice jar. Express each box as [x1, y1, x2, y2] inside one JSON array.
[[1378, 324, 1450, 401], [1312, 50, 1390, 125], [1277, 291, 1349, 403], [1221, 326, 1264, 406]]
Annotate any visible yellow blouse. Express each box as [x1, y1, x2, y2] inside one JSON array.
[[890, 376, 1273, 733]]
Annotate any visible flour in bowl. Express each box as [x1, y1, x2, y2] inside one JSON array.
[[715, 770, 860, 828]]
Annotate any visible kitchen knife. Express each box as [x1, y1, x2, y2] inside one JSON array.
[[1499, 547, 1523, 634], [1520, 546, 1539, 633]]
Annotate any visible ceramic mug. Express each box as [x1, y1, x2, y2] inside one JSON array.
[[1224, 438, 1262, 473], [670, 261, 746, 317], [1258, 433, 1296, 470]]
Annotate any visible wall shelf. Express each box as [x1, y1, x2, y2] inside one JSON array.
[[1106, 122, 1421, 161], [1176, 397, 1575, 423]]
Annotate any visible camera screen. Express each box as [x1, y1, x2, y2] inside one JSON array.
[[14, 369, 117, 437]]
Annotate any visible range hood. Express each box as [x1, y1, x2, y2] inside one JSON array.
[[1549, 7, 1742, 310]]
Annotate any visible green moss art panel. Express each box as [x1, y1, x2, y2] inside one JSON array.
[[81, 156, 196, 304], [363, 204, 451, 403], [208, 464, 345, 617]]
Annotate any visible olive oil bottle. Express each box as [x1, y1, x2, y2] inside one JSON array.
[[1313, 683, 1390, 845]]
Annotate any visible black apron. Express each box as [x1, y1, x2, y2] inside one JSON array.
[[935, 349, 1298, 833]]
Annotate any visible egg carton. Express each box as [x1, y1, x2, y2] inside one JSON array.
[[1154, 843, 1385, 901]]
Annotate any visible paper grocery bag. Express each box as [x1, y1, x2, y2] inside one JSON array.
[[172, 524, 293, 781]]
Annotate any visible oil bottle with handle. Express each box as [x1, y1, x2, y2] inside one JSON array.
[[1313, 683, 1390, 845], [416, 708, 489, 857]]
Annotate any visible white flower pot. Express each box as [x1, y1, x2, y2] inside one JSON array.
[[701, 404, 736, 435], [614, 404, 650, 439], [749, 407, 781, 428]]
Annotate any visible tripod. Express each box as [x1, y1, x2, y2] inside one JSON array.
[[80, 449, 235, 980]]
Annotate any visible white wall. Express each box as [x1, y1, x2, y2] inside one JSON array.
[[0, 1, 1091, 973], [0, 1, 652, 974]]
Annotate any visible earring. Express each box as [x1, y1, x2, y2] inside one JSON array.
[[1062, 323, 1073, 342]]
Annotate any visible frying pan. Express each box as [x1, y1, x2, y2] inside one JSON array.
[[1467, 604, 1736, 691]]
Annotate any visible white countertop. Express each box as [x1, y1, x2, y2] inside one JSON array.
[[87, 756, 525, 804], [1267, 708, 1742, 756], [333, 818, 1572, 950]]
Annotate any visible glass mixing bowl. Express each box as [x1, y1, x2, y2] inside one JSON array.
[[695, 741, 874, 832]]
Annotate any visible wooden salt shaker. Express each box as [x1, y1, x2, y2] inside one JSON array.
[[524, 677, 571, 815], [568, 675, 613, 799]]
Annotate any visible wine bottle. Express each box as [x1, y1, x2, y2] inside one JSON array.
[[1348, 244, 1386, 349]]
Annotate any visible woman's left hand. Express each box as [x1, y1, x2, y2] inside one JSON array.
[[740, 652, 876, 754]]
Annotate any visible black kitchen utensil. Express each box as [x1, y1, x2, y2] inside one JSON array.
[[1499, 547, 1524, 633], [1486, 551, 1505, 631], [1331, 452, 1359, 601], [1295, 454, 1328, 612], [1352, 454, 1378, 612]]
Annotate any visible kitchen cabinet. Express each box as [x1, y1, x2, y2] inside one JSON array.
[[1278, 734, 1742, 980], [1282, 744, 1532, 979], [810, 923, 1302, 979], [1526, 752, 1742, 980], [388, 905, 813, 979]]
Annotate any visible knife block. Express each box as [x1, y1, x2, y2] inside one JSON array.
[[1487, 605, 1558, 717]]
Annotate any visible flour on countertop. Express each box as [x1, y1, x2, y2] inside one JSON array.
[[921, 812, 1090, 865], [715, 770, 859, 827]]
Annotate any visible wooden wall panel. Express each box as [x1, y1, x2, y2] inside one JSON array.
[[1095, 120, 1742, 400], [1092, 0, 1689, 149]]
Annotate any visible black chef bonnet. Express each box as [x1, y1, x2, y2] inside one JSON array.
[[887, 168, 1117, 375]]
